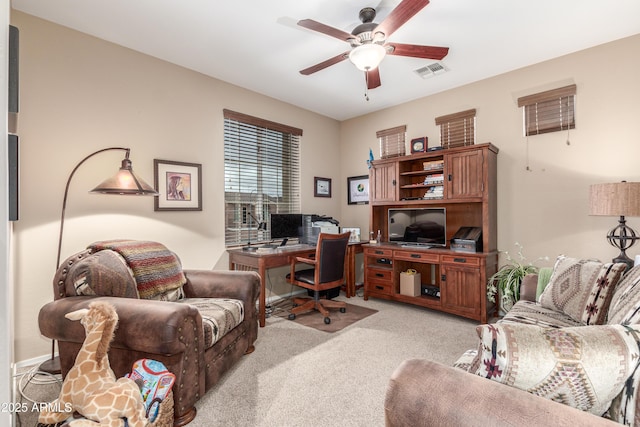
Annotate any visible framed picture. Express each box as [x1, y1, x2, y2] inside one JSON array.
[[341, 227, 361, 242], [154, 159, 202, 211], [314, 176, 332, 198], [411, 137, 428, 154], [347, 175, 369, 205]]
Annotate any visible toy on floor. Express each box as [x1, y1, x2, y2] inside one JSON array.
[[126, 359, 175, 422], [37, 301, 149, 427]]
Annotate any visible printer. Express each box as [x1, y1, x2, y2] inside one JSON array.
[[301, 214, 339, 245]]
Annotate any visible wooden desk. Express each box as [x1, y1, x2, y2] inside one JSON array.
[[228, 241, 364, 327]]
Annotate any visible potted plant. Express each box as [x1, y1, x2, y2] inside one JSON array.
[[487, 243, 547, 314]]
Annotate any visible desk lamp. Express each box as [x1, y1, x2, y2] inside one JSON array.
[[589, 181, 640, 269], [40, 147, 158, 374]]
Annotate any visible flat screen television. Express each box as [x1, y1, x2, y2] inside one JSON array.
[[270, 213, 303, 239], [387, 207, 446, 247]]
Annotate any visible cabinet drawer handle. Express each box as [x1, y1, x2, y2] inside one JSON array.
[[453, 258, 467, 263], [375, 250, 384, 255], [375, 273, 384, 278], [375, 285, 384, 290], [410, 254, 421, 258]]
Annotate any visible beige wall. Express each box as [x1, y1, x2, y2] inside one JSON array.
[[11, 11, 341, 361], [339, 33, 640, 269], [11, 9, 640, 362]]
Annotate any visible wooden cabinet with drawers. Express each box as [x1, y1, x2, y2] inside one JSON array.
[[365, 143, 499, 323], [364, 245, 496, 322]]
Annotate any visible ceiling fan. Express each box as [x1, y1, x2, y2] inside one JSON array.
[[298, 0, 449, 93]]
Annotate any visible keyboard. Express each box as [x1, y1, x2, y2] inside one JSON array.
[[277, 244, 310, 250]]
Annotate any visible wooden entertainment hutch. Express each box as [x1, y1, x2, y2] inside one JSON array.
[[364, 143, 499, 323]]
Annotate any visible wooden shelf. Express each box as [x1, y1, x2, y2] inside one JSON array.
[[366, 143, 499, 323]]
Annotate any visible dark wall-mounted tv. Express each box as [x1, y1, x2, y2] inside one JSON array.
[[388, 207, 446, 247]]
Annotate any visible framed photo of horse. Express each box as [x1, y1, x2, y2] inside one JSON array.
[[154, 159, 202, 211]]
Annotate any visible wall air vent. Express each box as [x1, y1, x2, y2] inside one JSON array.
[[414, 62, 448, 79]]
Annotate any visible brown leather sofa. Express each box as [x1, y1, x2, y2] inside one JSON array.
[[39, 247, 260, 426]]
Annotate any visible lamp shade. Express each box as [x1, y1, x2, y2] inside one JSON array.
[[349, 43, 386, 71], [589, 182, 640, 217], [90, 157, 158, 195]]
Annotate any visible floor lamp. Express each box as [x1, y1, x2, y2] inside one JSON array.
[[589, 181, 640, 270], [39, 147, 158, 374]]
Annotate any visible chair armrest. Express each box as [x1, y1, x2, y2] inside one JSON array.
[[519, 274, 539, 302], [293, 256, 316, 265], [39, 296, 202, 356], [182, 269, 260, 305], [384, 359, 617, 427]]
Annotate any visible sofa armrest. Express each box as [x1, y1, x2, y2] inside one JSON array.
[[183, 269, 260, 305], [519, 273, 539, 302], [384, 359, 618, 427], [39, 296, 202, 356]]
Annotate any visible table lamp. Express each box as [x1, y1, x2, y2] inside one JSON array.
[[589, 181, 640, 269], [40, 147, 158, 374]]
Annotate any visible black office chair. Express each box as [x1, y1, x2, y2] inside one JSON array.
[[286, 232, 351, 324]]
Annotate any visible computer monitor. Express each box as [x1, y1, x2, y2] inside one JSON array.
[[270, 213, 303, 239]]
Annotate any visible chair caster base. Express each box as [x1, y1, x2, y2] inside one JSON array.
[[324, 317, 331, 324], [288, 313, 296, 320], [339, 307, 346, 313]]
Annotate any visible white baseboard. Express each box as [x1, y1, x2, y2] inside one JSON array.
[[14, 354, 57, 370], [265, 290, 305, 306]]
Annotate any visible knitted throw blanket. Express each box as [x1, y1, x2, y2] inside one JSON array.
[[88, 240, 186, 299]]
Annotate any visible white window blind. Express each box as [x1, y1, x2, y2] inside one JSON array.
[[223, 109, 301, 247], [435, 109, 476, 149], [377, 125, 407, 159], [517, 84, 576, 136]]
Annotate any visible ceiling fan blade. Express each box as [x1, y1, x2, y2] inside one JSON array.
[[386, 42, 449, 60], [297, 19, 354, 42], [366, 68, 381, 89], [375, 0, 430, 38], [299, 51, 350, 75]]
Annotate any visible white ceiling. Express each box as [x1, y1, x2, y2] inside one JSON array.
[[11, 0, 640, 121]]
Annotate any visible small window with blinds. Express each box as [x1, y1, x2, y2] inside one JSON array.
[[517, 84, 576, 136], [377, 125, 407, 159], [223, 109, 301, 247], [435, 109, 476, 149]]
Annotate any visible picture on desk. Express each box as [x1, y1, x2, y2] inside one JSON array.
[[341, 227, 361, 242]]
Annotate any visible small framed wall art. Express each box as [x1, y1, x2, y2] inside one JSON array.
[[314, 177, 332, 198], [347, 175, 369, 205], [411, 137, 428, 154], [154, 159, 202, 211]]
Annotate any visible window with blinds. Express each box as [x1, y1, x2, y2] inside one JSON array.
[[223, 109, 301, 247], [435, 109, 476, 149], [377, 125, 407, 159], [517, 84, 576, 136]]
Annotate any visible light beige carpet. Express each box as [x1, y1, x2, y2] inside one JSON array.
[[194, 295, 479, 426], [13, 295, 481, 427]]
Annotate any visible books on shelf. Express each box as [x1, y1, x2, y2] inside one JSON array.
[[423, 173, 444, 185], [423, 185, 444, 199], [423, 160, 444, 171]]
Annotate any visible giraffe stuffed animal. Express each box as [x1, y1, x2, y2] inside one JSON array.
[[37, 301, 149, 427]]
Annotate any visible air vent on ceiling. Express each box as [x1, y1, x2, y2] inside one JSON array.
[[414, 62, 448, 79]]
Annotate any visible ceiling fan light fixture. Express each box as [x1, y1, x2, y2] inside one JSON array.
[[349, 43, 386, 71]]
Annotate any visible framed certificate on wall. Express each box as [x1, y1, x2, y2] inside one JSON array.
[[347, 175, 369, 205]]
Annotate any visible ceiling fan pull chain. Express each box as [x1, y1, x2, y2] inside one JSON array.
[[364, 72, 370, 101]]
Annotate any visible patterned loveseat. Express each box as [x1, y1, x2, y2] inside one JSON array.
[[38, 240, 260, 426], [385, 256, 640, 426]]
